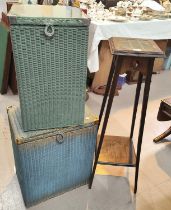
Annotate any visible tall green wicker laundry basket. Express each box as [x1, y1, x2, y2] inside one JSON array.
[[8, 5, 90, 131]]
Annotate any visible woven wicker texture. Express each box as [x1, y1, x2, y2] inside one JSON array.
[[9, 17, 90, 26], [10, 20, 89, 131], [8, 106, 98, 207], [7, 106, 98, 144]]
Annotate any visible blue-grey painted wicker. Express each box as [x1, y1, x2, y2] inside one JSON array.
[[8, 106, 98, 207], [9, 14, 90, 131]]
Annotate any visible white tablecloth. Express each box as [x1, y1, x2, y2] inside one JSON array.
[[88, 19, 171, 72]]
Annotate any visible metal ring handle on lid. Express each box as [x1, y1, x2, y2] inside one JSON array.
[[56, 132, 64, 144], [44, 25, 55, 38]]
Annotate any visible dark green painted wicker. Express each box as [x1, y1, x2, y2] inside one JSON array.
[[9, 6, 90, 131]]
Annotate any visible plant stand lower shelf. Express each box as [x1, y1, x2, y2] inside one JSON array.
[[97, 135, 136, 167]]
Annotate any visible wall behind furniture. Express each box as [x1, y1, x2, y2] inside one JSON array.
[[0, 0, 7, 20]]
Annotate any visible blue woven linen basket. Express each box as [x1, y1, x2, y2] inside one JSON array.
[[7, 106, 98, 207], [8, 5, 90, 131]]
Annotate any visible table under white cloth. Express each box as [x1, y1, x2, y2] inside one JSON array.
[[88, 19, 171, 73]]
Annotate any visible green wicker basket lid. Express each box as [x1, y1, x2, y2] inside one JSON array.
[[7, 106, 98, 145], [8, 4, 90, 26]]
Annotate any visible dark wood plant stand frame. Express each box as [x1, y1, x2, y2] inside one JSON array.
[[89, 38, 164, 193]]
